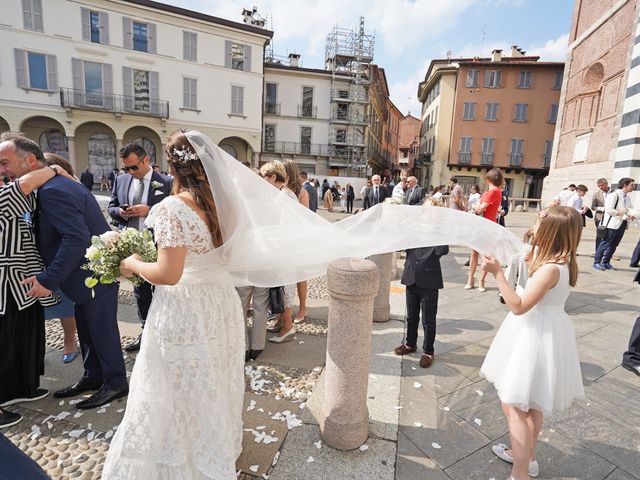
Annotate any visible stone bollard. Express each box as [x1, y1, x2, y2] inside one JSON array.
[[369, 252, 393, 322], [320, 258, 379, 450]]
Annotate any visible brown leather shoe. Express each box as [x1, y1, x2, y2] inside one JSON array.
[[394, 344, 417, 355], [419, 354, 434, 368]]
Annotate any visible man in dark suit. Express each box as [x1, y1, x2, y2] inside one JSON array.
[[108, 143, 172, 352], [404, 176, 425, 205], [345, 183, 355, 213], [394, 245, 449, 368], [79, 167, 94, 190], [8, 135, 127, 409], [299, 171, 317, 212], [366, 174, 389, 208], [622, 268, 640, 377]]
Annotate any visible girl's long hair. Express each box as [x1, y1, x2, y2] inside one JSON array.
[[528, 206, 582, 286], [283, 159, 301, 196], [165, 129, 223, 248]]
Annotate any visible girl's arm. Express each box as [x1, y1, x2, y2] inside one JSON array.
[[298, 188, 309, 208], [120, 246, 187, 286], [482, 256, 559, 315]]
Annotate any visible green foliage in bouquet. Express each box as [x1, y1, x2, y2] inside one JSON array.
[[83, 228, 157, 296]]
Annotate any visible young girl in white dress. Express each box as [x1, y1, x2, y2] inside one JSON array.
[[480, 206, 585, 480]]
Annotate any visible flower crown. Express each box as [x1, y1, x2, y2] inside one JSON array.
[[169, 146, 199, 165]]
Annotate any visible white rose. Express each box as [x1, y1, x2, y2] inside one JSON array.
[[100, 230, 120, 246], [86, 246, 100, 261]]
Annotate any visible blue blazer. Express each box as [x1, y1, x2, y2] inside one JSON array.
[[108, 172, 172, 229], [35, 176, 112, 305]]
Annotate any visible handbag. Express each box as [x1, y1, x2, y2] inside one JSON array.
[[268, 286, 285, 315], [597, 195, 619, 240]]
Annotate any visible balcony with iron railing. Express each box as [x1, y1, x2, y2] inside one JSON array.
[[509, 153, 523, 166], [60, 88, 169, 118], [458, 152, 472, 164], [481, 153, 494, 166], [262, 141, 331, 157], [264, 102, 281, 115], [297, 104, 318, 118]]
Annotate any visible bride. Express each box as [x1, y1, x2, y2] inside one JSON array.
[[101, 130, 245, 479]]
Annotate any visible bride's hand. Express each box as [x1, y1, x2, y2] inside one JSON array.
[[120, 254, 142, 277], [481, 255, 501, 275]]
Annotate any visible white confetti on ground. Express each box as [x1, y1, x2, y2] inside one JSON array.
[[271, 410, 303, 429], [431, 442, 441, 449], [394, 406, 403, 410], [306, 456, 315, 463], [96, 408, 106, 414], [272, 451, 280, 466], [249, 465, 259, 473], [413, 382, 422, 389], [443, 407, 450, 412], [58, 400, 65, 406], [46, 422, 53, 429], [105, 430, 114, 440], [256, 425, 266, 430], [87, 431, 95, 441], [55, 411, 71, 421], [411, 366, 417, 371], [314, 440, 322, 449], [30, 425, 42, 440], [474, 418, 482, 426], [69, 399, 82, 405], [116, 408, 125, 413], [247, 400, 256, 412], [299, 402, 306, 410], [262, 475, 269, 480], [475, 390, 484, 397], [414, 422, 422, 427], [73, 412, 83, 419], [359, 444, 369, 452], [68, 429, 85, 438], [299, 341, 304, 344]]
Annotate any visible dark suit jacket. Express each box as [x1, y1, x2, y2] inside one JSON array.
[[401, 246, 449, 290], [108, 171, 172, 229], [80, 170, 94, 190], [346, 185, 355, 200], [366, 185, 389, 207], [303, 182, 318, 212], [404, 186, 425, 205], [35, 176, 112, 305]]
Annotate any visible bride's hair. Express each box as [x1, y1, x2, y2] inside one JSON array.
[[528, 206, 581, 286], [165, 129, 223, 247]]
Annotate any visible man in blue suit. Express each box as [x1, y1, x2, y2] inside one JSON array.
[[108, 143, 172, 352], [4, 134, 127, 410]]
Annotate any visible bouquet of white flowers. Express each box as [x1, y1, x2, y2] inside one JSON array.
[[83, 228, 157, 294]]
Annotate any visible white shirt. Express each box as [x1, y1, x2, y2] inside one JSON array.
[[555, 189, 575, 206], [467, 192, 481, 211], [127, 168, 153, 225], [391, 183, 405, 199], [602, 189, 632, 230], [567, 193, 583, 212]]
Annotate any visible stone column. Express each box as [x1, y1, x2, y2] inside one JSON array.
[[67, 137, 76, 172], [369, 252, 393, 322], [320, 258, 379, 450]]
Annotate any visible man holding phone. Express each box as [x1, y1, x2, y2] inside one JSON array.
[[108, 144, 172, 352]]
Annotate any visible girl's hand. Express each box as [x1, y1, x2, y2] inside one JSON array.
[[481, 255, 501, 275], [120, 254, 142, 277]]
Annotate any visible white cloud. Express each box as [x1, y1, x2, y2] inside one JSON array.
[[388, 60, 430, 118], [527, 33, 569, 61]]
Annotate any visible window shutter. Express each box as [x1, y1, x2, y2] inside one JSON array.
[[483, 71, 490, 87], [123, 17, 133, 50], [496, 71, 502, 87], [71, 58, 83, 91], [22, 0, 33, 30], [149, 71, 159, 100], [148, 23, 157, 54], [46, 54, 57, 90], [14, 49, 28, 88], [102, 63, 113, 94], [243, 45, 252, 72], [183, 31, 189, 60], [100, 11, 109, 44], [191, 32, 197, 62], [183, 77, 189, 107], [33, 0, 43, 32], [81, 7, 90, 41], [224, 40, 232, 68], [122, 66, 133, 96]]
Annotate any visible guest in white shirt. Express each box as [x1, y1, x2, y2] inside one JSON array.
[[467, 184, 481, 213], [392, 177, 408, 200], [553, 184, 576, 206], [567, 184, 588, 214]]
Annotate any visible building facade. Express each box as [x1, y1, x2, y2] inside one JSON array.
[[367, 65, 390, 175], [418, 50, 563, 197], [397, 114, 421, 173], [543, 0, 640, 206], [2, 0, 272, 179], [385, 100, 402, 176]]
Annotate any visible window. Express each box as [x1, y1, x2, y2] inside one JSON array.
[[84, 61, 103, 106], [89, 12, 100, 43], [484, 70, 502, 88], [548, 104, 558, 123], [22, 0, 43, 32], [425, 114, 430, 131], [466, 69, 479, 87], [231, 44, 245, 70], [459, 136, 472, 163], [81, 8, 109, 44], [122, 67, 158, 113], [133, 22, 148, 52], [27, 52, 47, 90], [231, 85, 244, 115], [509, 139, 524, 165], [133, 69, 150, 111], [15, 49, 57, 91], [544, 140, 553, 167], [553, 71, 563, 89], [518, 71, 533, 88], [463, 102, 476, 120], [300, 127, 312, 154], [264, 124, 276, 152], [183, 77, 197, 109], [485, 102, 498, 121], [514, 103, 528, 122], [225, 41, 251, 72], [573, 132, 590, 163], [337, 102, 348, 120], [336, 129, 347, 143], [481, 138, 495, 165], [265, 83, 278, 114], [301, 86, 314, 117], [338, 89, 349, 99], [183, 31, 197, 62]]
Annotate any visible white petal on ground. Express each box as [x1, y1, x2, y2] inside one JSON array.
[[116, 408, 125, 413], [299, 402, 306, 410], [55, 411, 71, 421], [87, 431, 95, 441], [46, 422, 53, 429], [249, 465, 259, 473], [68, 429, 85, 438], [475, 390, 484, 396], [431, 442, 441, 449], [314, 440, 322, 449], [474, 418, 482, 426], [411, 366, 417, 370], [306, 456, 315, 463], [272, 451, 280, 466], [299, 341, 304, 344], [256, 425, 266, 430], [30, 425, 41, 440], [414, 422, 422, 427], [413, 382, 422, 389], [359, 444, 369, 452], [58, 400, 65, 406], [394, 406, 403, 410], [105, 430, 114, 440], [73, 412, 83, 419], [262, 475, 269, 479], [97, 408, 106, 414], [443, 407, 450, 412]]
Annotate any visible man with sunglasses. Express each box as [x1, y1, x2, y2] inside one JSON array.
[[108, 143, 172, 352]]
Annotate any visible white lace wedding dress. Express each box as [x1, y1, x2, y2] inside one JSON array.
[[102, 196, 245, 480]]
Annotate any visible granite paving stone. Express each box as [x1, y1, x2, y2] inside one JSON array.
[[396, 431, 449, 480]]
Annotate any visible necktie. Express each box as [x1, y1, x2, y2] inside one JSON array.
[[374, 187, 379, 204], [130, 179, 144, 230]]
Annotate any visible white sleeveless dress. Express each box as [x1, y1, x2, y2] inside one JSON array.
[[102, 196, 245, 479], [480, 263, 584, 415]]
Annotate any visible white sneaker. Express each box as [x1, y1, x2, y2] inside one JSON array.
[[492, 443, 539, 478]]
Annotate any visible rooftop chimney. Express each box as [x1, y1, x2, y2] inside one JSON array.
[[511, 45, 526, 57], [288, 53, 301, 68], [491, 49, 502, 62]]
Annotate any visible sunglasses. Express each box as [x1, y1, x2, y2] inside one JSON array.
[[122, 158, 144, 172]]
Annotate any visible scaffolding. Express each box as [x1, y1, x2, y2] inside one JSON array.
[[325, 17, 375, 175]]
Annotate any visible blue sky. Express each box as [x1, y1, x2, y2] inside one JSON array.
[[175, 0, 574, 115]]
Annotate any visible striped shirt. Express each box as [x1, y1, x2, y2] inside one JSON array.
[[0, 181, 57, 315]]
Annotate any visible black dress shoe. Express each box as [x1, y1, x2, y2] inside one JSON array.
[[76, 385, 129, 410], [54, 379, 102, 399], [245, 351, 251, 362], [621, 362, 640, 377], [249, 349, 262, 361], [124, 334, 142, 352]]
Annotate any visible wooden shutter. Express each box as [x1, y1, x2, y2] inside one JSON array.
[[224, 40, 232, 68], [99, 11, 110, 44], [14, 49, 28, 88], [148, 23, 156, 54], [149, 71, 159, 100], [495, 71, 502, 87], [123, 17, 133, 50], [483, 70, 490, 88], [32, 0, 43, 32], [183, 31, 189, 60], [191, 32, 197, 62], [243, 45, 252, 72], [103, 63, 113, 94], [71, 58, 83, 91], [46, 54, 57, 91], [81, 7, 90, 41], [122, 67, 133, 111], [22, 0, 33, 30]]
